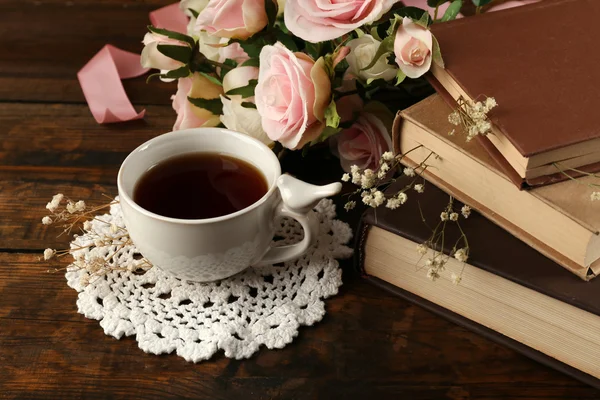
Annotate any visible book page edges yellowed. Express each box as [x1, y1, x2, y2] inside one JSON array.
[[397, 95, 600, 236], [394, 106, 600, 278], [430, 63, 600, 174], [364, 227, 600, 379]]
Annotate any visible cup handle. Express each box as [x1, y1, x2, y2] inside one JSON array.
[[256, 175, 342, 266]]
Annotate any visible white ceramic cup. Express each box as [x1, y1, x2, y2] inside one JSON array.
[[117, 128, 341, 282]]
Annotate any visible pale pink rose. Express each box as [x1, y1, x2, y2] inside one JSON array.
[[141, 32, 188, 71], [255, 43, 331, 150], [172, 72, 223, 130], [218, 42, 250, 64], [334, 112, 393, 172], [394, 17, 433, 79], [223, 66, 259, 102], [195, 0, 268, 40], [284, 0, 397, 43]]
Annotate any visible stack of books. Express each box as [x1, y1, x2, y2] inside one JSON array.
[[356, 0, 600, 388]]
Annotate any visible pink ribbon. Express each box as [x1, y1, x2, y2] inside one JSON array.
[[78, 3, 187, 124]]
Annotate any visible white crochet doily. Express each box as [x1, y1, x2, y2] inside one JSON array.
[[65, 199, 353, 362]]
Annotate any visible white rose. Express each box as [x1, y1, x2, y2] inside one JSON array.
[[180, 0, 210, 37], [346, 34, 398, 82], [220, 96, 272, 145], [223, 66, 259, 101]]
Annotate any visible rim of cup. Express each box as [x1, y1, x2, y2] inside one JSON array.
[[117, 128, 281, 225]]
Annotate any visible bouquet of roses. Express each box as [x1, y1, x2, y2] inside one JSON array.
[[140, 0, 465, 171]]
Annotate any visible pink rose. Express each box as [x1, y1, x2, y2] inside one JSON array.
[[141, 32, 188, 71], [394, 17, 433, 79], [400, 0, 462, 18], [333, 106, 393, 172], [284, 0, 397, 43], [195, 0, 268, 40], [172, 72, 223, 130], [255, 43, 331, 150]]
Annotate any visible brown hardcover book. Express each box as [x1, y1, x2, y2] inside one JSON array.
[[429, 0, 600, 186], [356, 178, 600, 389], [394, 94, 600, 280]]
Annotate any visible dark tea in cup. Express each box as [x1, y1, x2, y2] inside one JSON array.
[[133, 152, 268, 220]]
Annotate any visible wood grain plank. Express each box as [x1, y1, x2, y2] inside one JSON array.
[[0, 1, 175, 104], [1, 253, 597, 399]]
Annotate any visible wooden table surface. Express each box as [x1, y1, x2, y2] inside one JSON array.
[[1, 1, 599, 399]]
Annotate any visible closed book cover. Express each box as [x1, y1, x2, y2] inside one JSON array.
[[429, 0, 600, 185], [393, 94, 600, 279], [355, 178, 600, 389]]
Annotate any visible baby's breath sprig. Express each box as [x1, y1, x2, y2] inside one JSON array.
[[41, 194, 152, 287], [448, 96, 497, 142], [416, 198, 471, 284], [341, 146, 434, 211]]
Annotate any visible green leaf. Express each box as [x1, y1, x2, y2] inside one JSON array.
[[239, 41, 262, 58], [370, 26, 382, 41], [241, 58, 260, 67], [187, 97, 223, 115], [471, 0, 493, 5], [157, 44, 192, 64], [148, 25, 195, 48], [441, 0, 462, 21], [360, 35, 394, 72], [161, 65, 191, 79], [219, 58, 238, 80], [145, 72, 162, 83], [225, 79, 258, 98], [188, 8, 199, 18], [427, 0, 449, 6], [305, 42, 321, 60], [241, 102, 257, 109], [324, 100, 340, 128], [415, 9, 433, 27], [432, 35, 444, 68], [275, 28, 299, 52], [395, 69, 407, 86], [198, 72, 222, 86]]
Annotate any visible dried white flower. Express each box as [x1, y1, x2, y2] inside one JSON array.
[[350, 165, 361, 184], [75, 200, 86, 212], [373, 191, 385, 207], [414, 184, 424, 193], [451, 272, 462, 285], [83, 220, 93, 231], [416, 243, 428, 255], [454, 248, 469, 263], [448, 111, 461, 126], [591, 192, 600, 201], [403, 167, 415, 177], [461, 205, 471, 218], [377, 162, 390, 178], [41, 216, 52, 225], [341, 173, 350, 182], [484, 97, 497, 111], [110, 224, 119, 234], [93, 239, 105, 247], [382, 151, 395, 162], [66, 201, 77, 214], [440, 212, 449, 221], [449, 212, 459, 221], [43, 248, 55, 260], [361, 169, 376, 189], [385, 198, 401, 209], [46, 193, 64, 212], [344, 201, 356, 211], [397, 192, 408, 204], [427, 268, 440, 281]]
